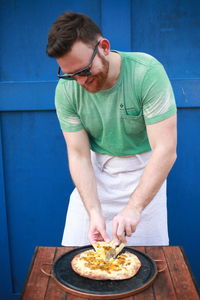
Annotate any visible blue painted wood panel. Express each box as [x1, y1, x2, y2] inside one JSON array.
[[168, 108, 200, 287], [0, 0, 102, 82], [0, 1, 200, 299], [0, 111, 73, 299], [0, 79, 199, 111], [131, 0, 200, 79]]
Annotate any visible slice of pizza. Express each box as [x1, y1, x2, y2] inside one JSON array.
[[92, 241, 118, 261]]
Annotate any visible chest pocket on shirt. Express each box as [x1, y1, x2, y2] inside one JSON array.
[[120, 108, 146, 135]]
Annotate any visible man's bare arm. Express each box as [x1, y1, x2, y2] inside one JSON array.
[[113, 114, 177, 241], [63, 129, 100, 215], [129, 113, 177, 211], [63, 129, 109, 242]]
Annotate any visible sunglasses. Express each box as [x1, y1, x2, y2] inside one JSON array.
[[57, 41, 100, 80]]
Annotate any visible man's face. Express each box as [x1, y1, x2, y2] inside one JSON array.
[[56, 40, 109, 93]]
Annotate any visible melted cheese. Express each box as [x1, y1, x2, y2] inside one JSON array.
[[93, 241, 116, 261], [80, 250, 132, 273]]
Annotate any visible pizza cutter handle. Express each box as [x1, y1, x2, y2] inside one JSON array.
[[154, 259, 167, 273], [40, 263, 53, 277]]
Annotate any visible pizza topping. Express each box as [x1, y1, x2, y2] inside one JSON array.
[[93, 241, 117, 259], [78, 250, 132, 273]]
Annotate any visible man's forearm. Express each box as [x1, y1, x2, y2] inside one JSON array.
[[68, 153, 101, 217], [128, 148, 177, 212]]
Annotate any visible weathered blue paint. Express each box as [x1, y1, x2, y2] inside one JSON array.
[[0, 0, 102, 82], [0, 81, 56, 111], [0, 1, 199, 299], [131, 0, 200, 79], [101, 0, 132, 50]]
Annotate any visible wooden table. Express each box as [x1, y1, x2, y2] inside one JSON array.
[[21, 246, 199, 300]]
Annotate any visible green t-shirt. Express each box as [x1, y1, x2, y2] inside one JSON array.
[[55, 52, 176, 156]]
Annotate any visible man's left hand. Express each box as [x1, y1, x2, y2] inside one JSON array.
[[112, 205, 141, 243]]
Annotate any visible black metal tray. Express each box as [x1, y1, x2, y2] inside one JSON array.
[[52, 245, 157, 299]]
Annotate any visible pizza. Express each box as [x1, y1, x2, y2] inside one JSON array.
[[71, 242, 141, 280]]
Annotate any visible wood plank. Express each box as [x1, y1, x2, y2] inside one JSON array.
[[180, 247, 200, 293], [133, 246, 145, 252], [117, 297, 133, 300], [145, 246, 177, 300], [44, 247, 71, 300], [164, 246, 199, 300], [1, 80, 200, 111], [66, 295, 87, 300], [131, 246, 154, 300], [84, 297, 133, 300], [132, 286, 154, 300], [22, 247, 56, 300]]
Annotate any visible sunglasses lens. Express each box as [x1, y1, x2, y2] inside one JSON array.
[[76, 68, 92, 77], [66, 76, 75, 80]]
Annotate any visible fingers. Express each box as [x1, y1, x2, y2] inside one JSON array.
[[89, 234, 103, 244], [116, 222, 127, 243], [126, 223, 136, 236], [112, 218, 137, 243], [99, 226, 110, 243], [88, 222, 110, 244], [112, 219, 127, 243]]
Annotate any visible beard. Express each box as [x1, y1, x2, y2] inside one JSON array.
[[81, 54, 109, 93]]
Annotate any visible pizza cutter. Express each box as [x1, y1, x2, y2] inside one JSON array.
[[105, 242, 125, 262]]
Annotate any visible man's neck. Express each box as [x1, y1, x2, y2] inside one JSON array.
[[103, 51, 121, 90]]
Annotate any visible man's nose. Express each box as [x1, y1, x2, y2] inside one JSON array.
[[75, 75, 88, 85]]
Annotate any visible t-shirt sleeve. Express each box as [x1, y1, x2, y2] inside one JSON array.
[[141, 63, 177, 125], [55, 81, 84, 132]]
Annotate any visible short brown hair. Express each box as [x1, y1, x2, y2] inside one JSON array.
[[46, 11, 102, 58]]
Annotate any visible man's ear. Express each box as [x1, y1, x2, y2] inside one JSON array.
[[99, 38, 110, 56]]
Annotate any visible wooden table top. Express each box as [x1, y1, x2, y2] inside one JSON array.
[[21, 246, 199, 300]]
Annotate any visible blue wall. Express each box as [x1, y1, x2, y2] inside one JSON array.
[[0, 1, 199, 299]]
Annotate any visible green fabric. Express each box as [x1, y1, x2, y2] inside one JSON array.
[[55, 52, 176, 156]]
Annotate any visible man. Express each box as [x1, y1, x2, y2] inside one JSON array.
[[46, 12, 177, 246]]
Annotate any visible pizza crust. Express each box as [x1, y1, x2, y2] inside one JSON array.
[[71, 249, 141, 280]]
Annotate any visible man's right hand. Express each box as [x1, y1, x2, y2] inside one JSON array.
[[88, 211, 110, 245]]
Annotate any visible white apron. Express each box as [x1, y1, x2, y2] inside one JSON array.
[[62, 151, 169, 246]]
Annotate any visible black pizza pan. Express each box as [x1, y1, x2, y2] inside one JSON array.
[[41, 245, 158, 299]]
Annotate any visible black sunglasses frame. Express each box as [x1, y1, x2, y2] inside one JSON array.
[[57, 41, 100, 80]]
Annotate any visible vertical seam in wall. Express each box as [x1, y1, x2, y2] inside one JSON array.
[[0, 112, 15, 294], [130, 0, 133, 51], [100, 0, 103, 34]]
